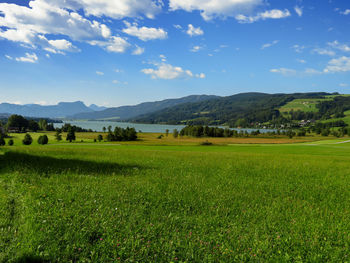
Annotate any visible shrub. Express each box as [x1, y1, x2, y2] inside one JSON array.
[[0, 136, 5, 146], [97, 134, 103, 142], [200, 140, 213, 146], [22, 133, 33, 145], [38, 135, 49, 145], [8, 139, 14, 146]]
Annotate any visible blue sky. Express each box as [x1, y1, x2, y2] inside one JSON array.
[[0, 0, 349, 107]]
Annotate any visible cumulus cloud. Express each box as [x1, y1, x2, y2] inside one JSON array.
[[292, 44, 305, 53], [324, 56, 350, 73], [0, 0, 160, 54], [313, 48, 335, 56], [89, 37, 131, 53], [15, 52, 38, 63], [294, 6, 303, 17], [132, 45, 145, 55], [261, 40, 279, 49], [5, 55, 13, 60], [141, 62, 205, 80], [122, 22, 167, 41], [339, 83, 349, 87], [190, 45, 203, 52], [186, 24, 204, 36], [96, 71, 104, 75], [328, 40, 350, 52], [296, 59, 306, 64], [270, 68, 296, 76], [236, 9, 291, 23], [169, 0, 263, 21], [340, 9, 350, 15]]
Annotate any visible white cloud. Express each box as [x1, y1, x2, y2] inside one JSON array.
[[5, 55, 13, 60], [89, 36, 131, 53], [339, 83, 348, 87], [324, 56, 350, 73], [141, 62, 205, 80], [132, 45, 145, 55], [294, 6, 303, 17], [261, 40, 278, 49], [0, 1, 156, 54], [114, 69, 123, 73], [328, 40, 350, 52], [169, 0, 263, 21], [236, 9, 291, 23], [174, 24, 182, 29], [292, 44, 305, 53], [159, 54, 167, 62], [186, 24, 204, 37], [270, 68, 296, 76], [190, 45, 203, 52], [340, 9, 350, 15], [122, 22, 167, 41], [313, 48, 335, 56], [196, 73, 206, 79], [15, 52, 38, 63], [96, 71, 104, 75], [297, 59, 306, 64], [112, 80, 119, 84]]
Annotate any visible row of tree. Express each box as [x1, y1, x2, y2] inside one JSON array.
[[105, 126, 137, 141]]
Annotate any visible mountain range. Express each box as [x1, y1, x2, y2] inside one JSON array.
[[0, 95, 218, 120]]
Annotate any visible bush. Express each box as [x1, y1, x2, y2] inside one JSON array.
[[0, 136, 5, 146], [97, 134, 103, 142], [200, 140, 213, 146], [38, 135, 49, 145], [22, 133, 33, 145], [8, 139, 14, 146]]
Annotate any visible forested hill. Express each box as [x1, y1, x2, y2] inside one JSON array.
[[130, 92, 332, 126], [69, 95, 219, 120]]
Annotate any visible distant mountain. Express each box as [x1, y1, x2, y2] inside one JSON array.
[[89, 104, 107, 111], [130, 92, 331, 126], [69, 95, 219, 120], [0, 101, 93, 118]]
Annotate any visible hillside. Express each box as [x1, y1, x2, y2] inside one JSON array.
[[131, 92, 331, 126], [69, 95, 219, 120], [0, 101, 94, 118]]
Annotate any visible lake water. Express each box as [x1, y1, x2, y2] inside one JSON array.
[[54, 120, 278, 134]]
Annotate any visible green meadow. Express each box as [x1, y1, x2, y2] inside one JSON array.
[[1, 135, 350, 262]]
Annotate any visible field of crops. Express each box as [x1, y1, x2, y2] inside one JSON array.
[[1, 135, 350, 262]]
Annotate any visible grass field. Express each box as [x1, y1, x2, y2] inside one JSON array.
[[279, 98, 326, 113], [1, 134, 350, 262]]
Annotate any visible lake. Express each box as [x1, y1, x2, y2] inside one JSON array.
[[54, 120, 278, 133]]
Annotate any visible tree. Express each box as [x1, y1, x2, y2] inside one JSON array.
[[173, 129, 179, 138], [103, 127, 106, 133], [55, 130, 62, 141], [0, 135, 5, 146], [38, 135, 49, 145], [165, 129, 169, 137], [38, 119, 48, 131], [66, 127, 76, 142], [7, 114, 29, 131], [8, 139, 14, 146], [28, 120, 39, 132], [22, 133, 33, 145], [97, 134, 103, 142]]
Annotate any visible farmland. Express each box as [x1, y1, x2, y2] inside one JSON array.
[[1, 133, 350, 262]]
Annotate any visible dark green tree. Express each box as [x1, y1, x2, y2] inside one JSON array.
[[22, 133, 33, 145], [38, 135, 49, 145], [0, 135, 5, 146], [28, 120, 39, 132], [173, 129, 179, 138], [8, 139, 14, 146], [97, 134, 103, 142], [7, 114, 29, 131], [55, 130, 62, 141], [66, 127, 76, 142]]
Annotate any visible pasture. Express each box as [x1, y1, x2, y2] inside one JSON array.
[[1, 134, 350, 262]]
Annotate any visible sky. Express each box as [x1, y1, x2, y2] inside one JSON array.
[[0, 0, 349, 107]]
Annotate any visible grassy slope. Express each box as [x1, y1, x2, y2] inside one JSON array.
[[2, 138, 350, 262], [279, 98, 329, 113]]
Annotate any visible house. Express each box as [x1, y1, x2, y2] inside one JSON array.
[[7, 127, 20, 133]]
